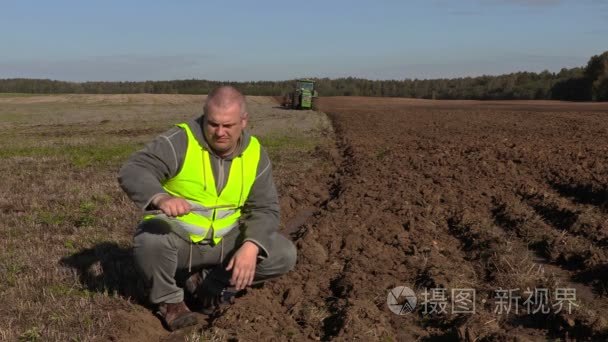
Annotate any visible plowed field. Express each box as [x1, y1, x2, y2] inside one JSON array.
[[217, 97, 608, 341], [3, 95, 608, 341]]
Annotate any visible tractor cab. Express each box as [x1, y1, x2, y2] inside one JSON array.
[[283, 79, 317, 109]]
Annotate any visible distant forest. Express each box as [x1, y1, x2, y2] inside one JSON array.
[[1, 51, 607, 101]]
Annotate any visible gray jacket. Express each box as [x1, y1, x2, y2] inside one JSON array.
[[118, 116, 279, 257]]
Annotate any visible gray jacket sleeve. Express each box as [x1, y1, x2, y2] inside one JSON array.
[[241, 147, 280, 258], [117, 127, 186, 209]]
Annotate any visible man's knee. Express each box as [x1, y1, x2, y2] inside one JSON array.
[[133, 219, 176, 263], [280, 237, 297, 274], [261, 234, 297, 276]]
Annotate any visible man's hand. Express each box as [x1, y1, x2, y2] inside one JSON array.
[[226, 241, 259, 290], [153, 194, 191, 217]]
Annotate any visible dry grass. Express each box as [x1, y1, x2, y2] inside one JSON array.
[[0, 94, 333, 341]]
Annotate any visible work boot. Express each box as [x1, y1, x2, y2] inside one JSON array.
[[199, 287, 238, 315], [157, 301, 198, 331]]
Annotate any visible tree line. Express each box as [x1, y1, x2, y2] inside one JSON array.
[[1, 51, 606, 101]]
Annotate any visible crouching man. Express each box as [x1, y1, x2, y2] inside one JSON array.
[[118, 86, 297, 331]]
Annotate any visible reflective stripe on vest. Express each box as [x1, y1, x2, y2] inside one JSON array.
[[143, 123, 261, 244]]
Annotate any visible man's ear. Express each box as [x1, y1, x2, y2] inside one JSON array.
[[241, 112, 249, 128]]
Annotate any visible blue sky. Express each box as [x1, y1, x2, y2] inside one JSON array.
[[1, 0, 606, 81]]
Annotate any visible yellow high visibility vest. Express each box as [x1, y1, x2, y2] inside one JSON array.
[[144, 123, 261, 244]]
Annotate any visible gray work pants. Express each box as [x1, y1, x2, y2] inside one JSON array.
[[133, 218, 297, 304]]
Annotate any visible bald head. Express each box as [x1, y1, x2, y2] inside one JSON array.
[[202, 86, 249, 157], [204, 86, 247, 119]]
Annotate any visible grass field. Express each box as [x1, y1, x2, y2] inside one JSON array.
[[0, 94, 334, 341]]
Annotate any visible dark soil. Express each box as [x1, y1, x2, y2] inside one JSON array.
[[209, 97, 608, 341]]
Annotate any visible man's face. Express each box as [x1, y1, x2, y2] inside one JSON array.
[[203, 102, 247, 157]]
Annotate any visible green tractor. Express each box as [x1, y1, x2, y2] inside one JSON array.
[[282, 79, 317, 110]]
